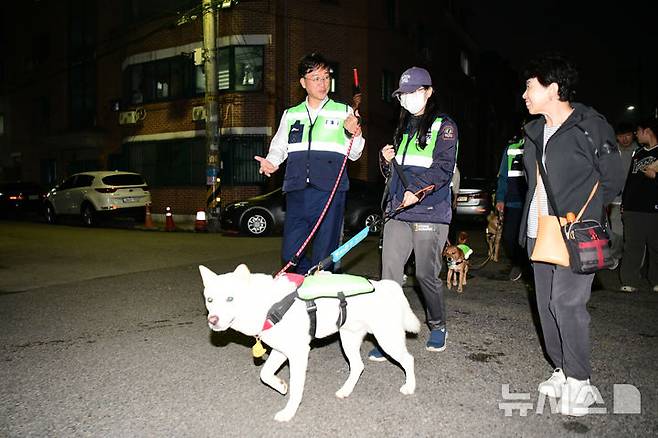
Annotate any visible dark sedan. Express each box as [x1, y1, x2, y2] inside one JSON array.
[[0, 181, 46, 217], [221, 179, 385, 237]]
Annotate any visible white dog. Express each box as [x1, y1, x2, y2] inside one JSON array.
[[199, 264, 420, 422]]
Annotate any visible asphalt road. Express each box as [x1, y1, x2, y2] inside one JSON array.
[[1, 220, 657, 437]]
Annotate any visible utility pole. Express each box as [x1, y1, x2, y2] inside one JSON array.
[[202, 0, 221, 228]]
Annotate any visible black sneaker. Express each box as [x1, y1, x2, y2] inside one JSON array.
[[508, 266, 522, 281]]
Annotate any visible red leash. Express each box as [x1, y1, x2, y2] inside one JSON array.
[[274, 69, 362, 278], [274, 135, 356, 278]]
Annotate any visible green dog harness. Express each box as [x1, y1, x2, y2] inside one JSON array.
[[264, 273, 375, 338]]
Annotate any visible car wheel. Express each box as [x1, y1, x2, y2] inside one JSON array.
[[81, 204, 97, 227], [44, 203, 57, 224], [363, 211, 383, 234], [241, 209, 272, 236]]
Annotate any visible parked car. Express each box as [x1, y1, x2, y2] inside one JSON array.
[[454, 176, 494, 220], [221, 179, 385, 237], [44, 171, 151, 226], [0, 181, 46, 217]]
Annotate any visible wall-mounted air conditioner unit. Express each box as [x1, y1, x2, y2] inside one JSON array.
[[192, 106, 206, 121], [119, 108, 146, 125], [119, 111, 137, 125]]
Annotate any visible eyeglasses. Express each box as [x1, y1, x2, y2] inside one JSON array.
[[395, 87, 425, 102], [305, 74, 331, 83]]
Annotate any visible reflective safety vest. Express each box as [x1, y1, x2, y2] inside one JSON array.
[[395, 117, 444, 169], [282, 99, 351, 192], [506, 139, 525, 178], [389, 116, 455, 224]]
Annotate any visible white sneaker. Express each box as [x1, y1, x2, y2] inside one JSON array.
[[653, 285, 658, 292], [620, 285, 637, 293], [558, 377, 595, 417], [538, 368, 566, 397]]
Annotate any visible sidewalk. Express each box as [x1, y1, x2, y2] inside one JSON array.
[[135, 213, 208, 232]]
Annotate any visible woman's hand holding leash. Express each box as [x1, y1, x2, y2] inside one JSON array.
[[401, 190, 420, 208], [381, 144, 395, 162]]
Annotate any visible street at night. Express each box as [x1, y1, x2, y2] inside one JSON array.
[[1, 222, 656, 437]]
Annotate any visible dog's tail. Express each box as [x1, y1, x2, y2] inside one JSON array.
[[403, 304, 421, 334]]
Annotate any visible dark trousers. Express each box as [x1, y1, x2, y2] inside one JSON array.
[[620, 211, 658, 288], [502, 206, 525, 266], [382, 219, 448, 330], [527, 238, 594, 381], [282, 187, 346, 274]]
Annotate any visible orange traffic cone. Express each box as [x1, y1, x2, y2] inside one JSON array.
[[195, 210, 208, 232], [144, 203, 155, 228], [165, 206, 176, 232]]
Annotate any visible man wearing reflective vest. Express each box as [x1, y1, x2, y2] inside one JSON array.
[[495, 133, 528, 281], [255, 52, 364, 274]]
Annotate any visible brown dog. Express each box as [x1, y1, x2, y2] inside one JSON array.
[[443, 231, 470, 293], [485, 210, 504, 262]]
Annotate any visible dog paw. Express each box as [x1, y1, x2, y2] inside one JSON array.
[[274, 409, 295, 422], [335, 387, 353, 399], [274, 378, 288, 395], [399, 382, 415, 395]]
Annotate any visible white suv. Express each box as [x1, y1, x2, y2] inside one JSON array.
[[44, 171, 151, 226]]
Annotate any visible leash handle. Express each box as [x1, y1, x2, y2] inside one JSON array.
[[391, 158, 410, 189]]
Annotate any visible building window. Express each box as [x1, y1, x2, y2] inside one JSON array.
[[327, 63, 338, 95], [381, 70, 396, 103], [221, 135, 267, 185], [69, 62, 96, 129], [385, 0, 399, 29], [460, 51, 471, 77], [213, 45, 264, 92], [124, 56, 197, 105], [122, 138, 205, 187], [35, 97, 51, 132]]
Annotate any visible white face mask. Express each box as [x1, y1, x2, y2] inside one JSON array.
[[400, 90, 427, 114]]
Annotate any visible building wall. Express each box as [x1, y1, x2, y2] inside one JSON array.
[[1, 0, 483, 216]]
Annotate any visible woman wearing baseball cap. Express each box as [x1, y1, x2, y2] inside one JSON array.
[[369, 67, 459, 360]]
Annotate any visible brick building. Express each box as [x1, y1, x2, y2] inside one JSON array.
[[0, 0, 485, 216]]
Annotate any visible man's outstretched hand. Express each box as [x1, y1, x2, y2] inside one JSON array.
[[254, 156, 279, 177]]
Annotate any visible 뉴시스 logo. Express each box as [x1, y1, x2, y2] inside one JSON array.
[[499, 383, 641, 416]]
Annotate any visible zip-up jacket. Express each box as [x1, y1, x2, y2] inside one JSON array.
[[386, 114, 458, 224], [518, 103, 624, 246]]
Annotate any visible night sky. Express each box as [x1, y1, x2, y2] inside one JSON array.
[[461, 0, 657, 126]]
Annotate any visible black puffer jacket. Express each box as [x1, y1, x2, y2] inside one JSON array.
[[519, 103, 624, 246]]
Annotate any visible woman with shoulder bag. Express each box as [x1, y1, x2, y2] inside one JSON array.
[[519, 54, 624, 416]]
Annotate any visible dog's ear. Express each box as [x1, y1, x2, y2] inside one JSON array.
[[234, 264, 251, 280], [199, 265, 217, 287], [234, 264, 250, 275]]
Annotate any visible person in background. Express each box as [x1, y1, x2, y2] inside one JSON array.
[[495, 130, 528, 281], [519, 54, 623, 416], [451, 165, 461, 209], [608, 122, 640, 267], [255, 52, 364, 274], [369, 66, 457, 360], [619, 118, 658, 292]]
